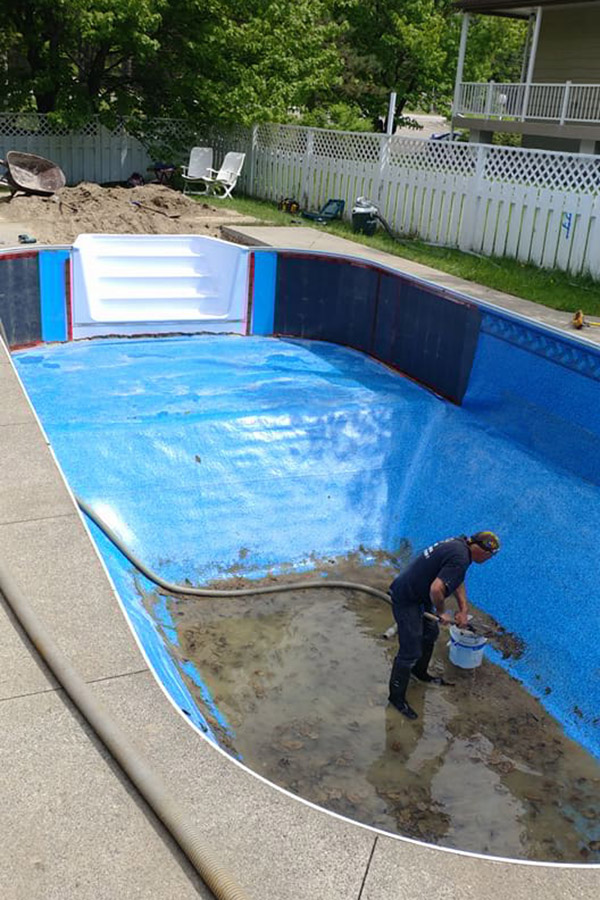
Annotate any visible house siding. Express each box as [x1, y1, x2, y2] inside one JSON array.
[[533, 5, 600, 83]]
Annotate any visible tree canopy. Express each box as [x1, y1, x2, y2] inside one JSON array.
[[0, 0, 526, 130]]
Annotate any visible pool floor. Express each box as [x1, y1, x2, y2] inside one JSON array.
[[13, 333, 600, 861], [160, 554, 600, 863]]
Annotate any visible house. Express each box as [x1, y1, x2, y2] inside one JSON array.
[[451, 1, 600, 154]]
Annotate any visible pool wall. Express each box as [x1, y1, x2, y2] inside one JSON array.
[[250, 253, 600, 755], [252, 251, 481, 404], [0, 247, 70, 346]]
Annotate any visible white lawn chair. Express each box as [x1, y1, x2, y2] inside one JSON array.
[[199, 151, 246, 198], [181, 147, 214, 195]]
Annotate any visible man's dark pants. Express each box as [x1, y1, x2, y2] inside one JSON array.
[[389, 593, 440, 706], [392, 600, 440, 668]]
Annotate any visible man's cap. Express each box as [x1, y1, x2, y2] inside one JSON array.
[[469, 531, 500, 554]]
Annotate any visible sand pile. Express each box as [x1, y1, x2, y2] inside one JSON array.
[[0, 182, 249, 244]]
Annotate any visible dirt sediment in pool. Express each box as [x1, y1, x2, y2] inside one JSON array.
[[146, 551, 600, 863]]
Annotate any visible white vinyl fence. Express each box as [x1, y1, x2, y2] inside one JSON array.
[[248, 123, 600, 279], [2, 113, 600, 278], [0, 112, 249, 185]]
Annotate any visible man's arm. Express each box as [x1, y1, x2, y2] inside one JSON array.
[[429, 577, 447, 617], [430, 578, 469, 627], [453, 583, 469, 627]]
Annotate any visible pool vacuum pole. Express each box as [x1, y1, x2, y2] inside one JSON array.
[[382, 611, 495, 641]]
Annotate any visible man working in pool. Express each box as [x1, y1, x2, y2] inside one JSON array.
[[388, 531, 500, 720]]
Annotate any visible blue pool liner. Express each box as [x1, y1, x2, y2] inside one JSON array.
[[14, 331, 600, 759]]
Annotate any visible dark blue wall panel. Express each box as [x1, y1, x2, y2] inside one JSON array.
[[0, 252, 41, 347], [275, 255, 378, 355], [273, 253, 481, 403], [374, 273, 481, 404]]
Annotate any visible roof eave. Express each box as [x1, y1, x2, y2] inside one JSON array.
[[454, 0, 598, 15]]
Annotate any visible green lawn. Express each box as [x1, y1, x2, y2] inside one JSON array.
[[207, 195, 600, 319]]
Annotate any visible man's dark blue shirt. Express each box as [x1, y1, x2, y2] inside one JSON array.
[[390, 536, 472, 609]]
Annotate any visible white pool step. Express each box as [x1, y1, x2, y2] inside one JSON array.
[[72, 234, 250, 338]]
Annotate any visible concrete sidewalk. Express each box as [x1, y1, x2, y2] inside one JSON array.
[[1, 244, 599, 899]]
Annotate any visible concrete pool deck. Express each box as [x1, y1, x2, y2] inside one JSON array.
[[1, 236, 599, 899], [223, 224, 600, 345]]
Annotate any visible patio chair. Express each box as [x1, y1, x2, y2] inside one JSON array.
[[181, 147, 214, 195], [196, 151, 246, 198], [301, 198, 345, 224]]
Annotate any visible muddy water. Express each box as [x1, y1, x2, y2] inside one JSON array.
[[163, 556, 600, 863]]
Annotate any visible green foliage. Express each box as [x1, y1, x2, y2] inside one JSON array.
[[0, 0, 342, 128], [137, 0, 342, 126], [302, 2, 527, 126], [0, 1, 529, 131], [298, 102, 374, 132], [463, 16, 527, 84], [1, 1, 165, 125], [492, 132, 522, 147], [330, 0, 453, 123]]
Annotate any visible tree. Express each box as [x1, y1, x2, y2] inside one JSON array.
[[316, 0, 454, 129], [304, 1, 527, 129], [134, 0, 342, 125], [0, 1, 527, 132], [0, 0, 343, 127], [0, 1, 165, 123]]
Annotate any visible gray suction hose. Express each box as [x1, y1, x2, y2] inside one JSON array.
[[0, 557, 249, 900], [76, 495, 394, 607]]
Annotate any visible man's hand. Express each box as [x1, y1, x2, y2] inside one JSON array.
[[455, 609, 469, 628]]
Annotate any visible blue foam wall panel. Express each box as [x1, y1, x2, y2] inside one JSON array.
[[251, 250, 277, 335], [39, 249, 69, 343]]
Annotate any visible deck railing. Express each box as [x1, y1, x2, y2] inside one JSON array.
[[457, 82, 600, 125]]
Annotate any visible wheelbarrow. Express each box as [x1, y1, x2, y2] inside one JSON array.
[[0, 151, 66, 198]]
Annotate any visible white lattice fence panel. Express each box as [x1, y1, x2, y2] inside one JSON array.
[[380, 138, 476, 243], [481, 144, 600, 193], [251, 125, 383, 211], [306, 129, 382, 213], [3, 112, 600, 277], [0, 114, 155, 183], [450, 143, 600, 276], [199, 124, 253, 191], [245, 125, 600, 277], [253, 124, 308, 201]]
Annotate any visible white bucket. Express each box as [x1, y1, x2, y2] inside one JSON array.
[[448, 625, 487, 669]]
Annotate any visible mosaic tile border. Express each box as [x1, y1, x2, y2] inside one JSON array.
[[481, 311, 600, 383]]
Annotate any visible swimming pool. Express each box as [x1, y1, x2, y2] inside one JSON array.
[[5, 235, 600, 862]]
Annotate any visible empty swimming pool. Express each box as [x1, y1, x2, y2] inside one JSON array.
[[13, 327, 600, 863]]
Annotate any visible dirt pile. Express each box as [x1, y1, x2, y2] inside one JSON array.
[[0, 182, 253, 244]]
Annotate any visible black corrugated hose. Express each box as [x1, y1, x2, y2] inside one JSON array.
[[76, 495, 394, 607]]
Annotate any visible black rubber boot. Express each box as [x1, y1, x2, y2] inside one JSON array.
[[412, 643, 453, 685], [388, 660, 418, 720]]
